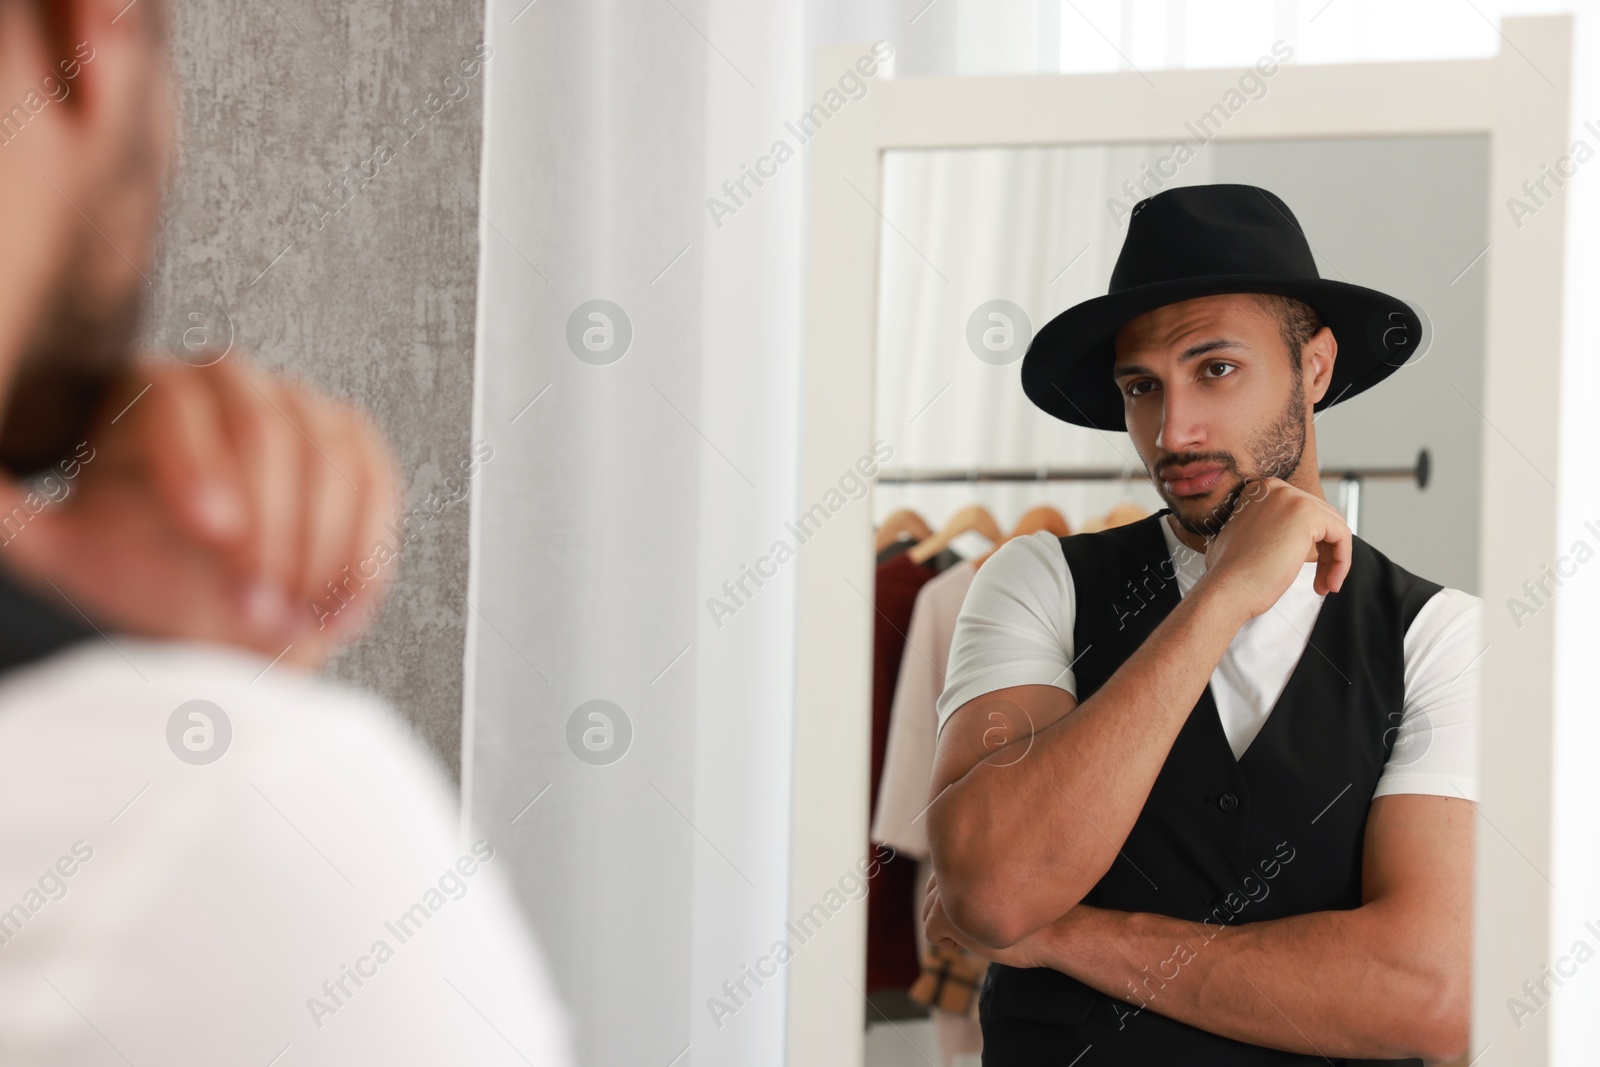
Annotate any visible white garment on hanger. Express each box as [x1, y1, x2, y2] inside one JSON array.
[[874, 560, 977, 858], [945, 529, 993, 562]]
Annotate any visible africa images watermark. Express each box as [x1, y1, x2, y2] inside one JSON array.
[[304, 840, 497, 1028], [705, 844, 896, 1029], [0, 38, 95, 148], [1105, 435, 1303, 631], [1504, 115, 1600, 230], [0, 440, 96, 547], [0, 840, 95, 949], [1104, 40, 1294, 225], [1504, 513, 1600, 630], [1111, 839, 1298, 1031], [705, 439, 894, 629], [1505, 915, 1600, 1030], [303, 42, 493, 235], [309, 440, 493, 629], [704, 40, 894, 229]]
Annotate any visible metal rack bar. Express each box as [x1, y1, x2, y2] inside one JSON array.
[[875, 449, 1429, 487], [875, 450, 1429, 536]]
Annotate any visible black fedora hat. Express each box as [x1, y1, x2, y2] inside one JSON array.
[[1020, 183, 1424, 429]]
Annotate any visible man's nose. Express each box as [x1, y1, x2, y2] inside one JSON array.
[[1155, 382, 1206, 454]]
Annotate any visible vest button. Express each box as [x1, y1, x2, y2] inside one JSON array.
[[1217, 792, 1240, 812]]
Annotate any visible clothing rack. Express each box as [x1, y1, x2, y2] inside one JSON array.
[[875, 449, 1430, 536]]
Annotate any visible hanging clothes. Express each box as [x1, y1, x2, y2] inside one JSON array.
[[1080, 499, 1149, 532], [873, 559, 976, 857], [865, 552, 940, 995], [878, 538, 964, 572], [872, 559, 985, 1065]]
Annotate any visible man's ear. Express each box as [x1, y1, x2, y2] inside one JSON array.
[[25, 0, 171, 207], [54, 0, 149, 103], [1303, 325, 1338, 405], [35, 0, 161, 123], [31, 1, 82, 89]]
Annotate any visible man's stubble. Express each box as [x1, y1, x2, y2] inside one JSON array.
[[1164, 366, 1308, 539]]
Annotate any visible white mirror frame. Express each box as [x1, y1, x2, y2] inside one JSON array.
[[792, 18, 1572, 1067]]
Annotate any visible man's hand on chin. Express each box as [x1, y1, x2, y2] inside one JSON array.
[[0, 354, 403, 670]]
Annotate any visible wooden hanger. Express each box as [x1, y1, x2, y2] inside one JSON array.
[[1082, 465, 1150, 532], [972, 504, 1072, 570], [875, 508, 933, 554], [907, 503, 1003, 565], [1095, 500, 1150, 531]]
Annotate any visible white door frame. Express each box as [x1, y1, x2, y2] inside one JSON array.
[[792, 18, 1571, 1067]]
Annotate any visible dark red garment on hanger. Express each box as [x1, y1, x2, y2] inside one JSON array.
[[866, 551, 937, 994]]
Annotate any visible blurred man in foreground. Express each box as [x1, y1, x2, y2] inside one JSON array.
[[0, 2, 571, 1062]]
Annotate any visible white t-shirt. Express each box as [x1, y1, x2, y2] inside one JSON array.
[[934, 519, 1481, 801], [0, 638, 573, 1066]]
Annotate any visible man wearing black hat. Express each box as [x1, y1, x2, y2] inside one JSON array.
[[921, 184, 1479, 1065]]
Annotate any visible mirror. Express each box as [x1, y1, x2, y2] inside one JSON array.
[[862, 136, 1487, 1066]]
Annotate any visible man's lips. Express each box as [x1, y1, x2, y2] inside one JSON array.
[[1161, 463, 1227, 497]]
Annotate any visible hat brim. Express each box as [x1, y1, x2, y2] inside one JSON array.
[[1020, 275, 1425, 430]]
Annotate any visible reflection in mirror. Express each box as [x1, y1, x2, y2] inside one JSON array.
[[862, 137, 1486, 1066]]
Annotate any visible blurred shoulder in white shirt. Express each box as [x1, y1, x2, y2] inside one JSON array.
[[0, 637, 572, 1067]]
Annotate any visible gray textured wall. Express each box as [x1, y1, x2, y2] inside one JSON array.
[[147, 1, 487, 778]]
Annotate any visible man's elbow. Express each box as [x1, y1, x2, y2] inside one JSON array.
[[939, 880, 1043, 951], [929, 810, 1038, 949], [928, 793, 1093, 949], [933, 850, 1086, 949]]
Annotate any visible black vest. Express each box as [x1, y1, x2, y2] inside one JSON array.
[[979, 510, 1440, 1067]]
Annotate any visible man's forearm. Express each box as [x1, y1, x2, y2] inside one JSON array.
[[1032, 905, 1465, 1062]]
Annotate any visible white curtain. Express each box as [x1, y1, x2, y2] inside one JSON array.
[[872, 144, 1216, 535]]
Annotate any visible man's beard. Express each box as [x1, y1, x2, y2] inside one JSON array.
[[0, 50, 166, 479], [1159, 372, 1307, 539], [0, 227, 145, 476]]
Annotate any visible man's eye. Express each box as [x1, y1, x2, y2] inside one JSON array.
[[1204, 362, 1237, 379], [1126, 380, 1155, 398]]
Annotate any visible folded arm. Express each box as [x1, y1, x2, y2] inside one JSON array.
[[953, 793, 1472, 1063], [928, 489, 1353, 950]]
